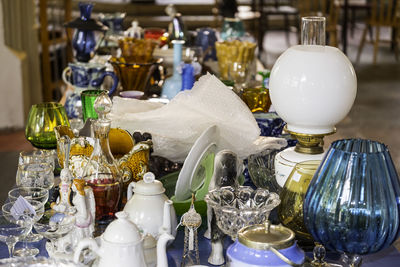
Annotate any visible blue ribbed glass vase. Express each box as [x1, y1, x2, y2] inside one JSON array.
[[304, 139, 400, 258]]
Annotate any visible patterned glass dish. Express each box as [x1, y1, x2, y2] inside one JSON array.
[[304, 139, 400, 265], [205, 186, 280, 240]]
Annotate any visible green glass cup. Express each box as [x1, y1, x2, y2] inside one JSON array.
[[81, 89, 103, 122], [25, 102, 70, 149]]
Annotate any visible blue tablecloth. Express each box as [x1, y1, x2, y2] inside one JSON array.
[[1, 229, 400, 266]]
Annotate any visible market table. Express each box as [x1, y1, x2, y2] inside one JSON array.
[[1, 228, 400, 266]]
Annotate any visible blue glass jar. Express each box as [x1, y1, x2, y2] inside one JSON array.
[[304, 139, 400, 257]]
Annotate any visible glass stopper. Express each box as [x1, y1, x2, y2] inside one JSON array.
[[94, 91, 112, 120]]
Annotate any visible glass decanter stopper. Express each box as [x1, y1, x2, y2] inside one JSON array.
[[82, 91, 121, 224], [301, 16, 326, 46], [181, 194, 202, 267]]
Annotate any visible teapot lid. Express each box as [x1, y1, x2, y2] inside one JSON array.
[[134, 172, 165, 195], [238, 221, 295, 250], [103, 211, 141, 243]]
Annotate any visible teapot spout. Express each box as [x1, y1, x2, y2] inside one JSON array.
[[159, 200, 173, 234], [156, 232, 174, 267]]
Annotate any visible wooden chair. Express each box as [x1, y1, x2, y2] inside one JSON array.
[[297, 0, 340, 47], [257, 0, 299, 51], [356, 0, 399, 64]]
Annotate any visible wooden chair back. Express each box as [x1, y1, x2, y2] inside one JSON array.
[[369, 0, 399, 26], [297, 0, 339, 29]]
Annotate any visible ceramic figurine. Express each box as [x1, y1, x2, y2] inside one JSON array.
[[50, 168, 74, 214], [69, 178, 96, 247], [51, 135, 75, 214], [74, 211, 174, 267], [205, 150, 242, 265]]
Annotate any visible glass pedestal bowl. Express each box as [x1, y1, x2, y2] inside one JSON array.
[[110, 57, 162, 98], [205, 186, 280, 240]]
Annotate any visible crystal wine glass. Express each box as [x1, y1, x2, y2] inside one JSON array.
[[228, 61, 249, 94], [2, 200, 45, 257], [34, 210, 76, 255], [8, 186, 49, 244], [0, 214, 32, 258], [19, 150, 56, 172], [25, 102, 70, 149], [16, 162, 55, 190], [8, 187, 49, 205]]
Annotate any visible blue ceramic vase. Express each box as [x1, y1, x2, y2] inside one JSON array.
[[72, 3, 96, 62], [161, 40, 184, 99], [195, 28, 217, 61], [304, 139, 400, 256]]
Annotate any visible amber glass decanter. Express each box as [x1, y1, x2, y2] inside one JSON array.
[[82, 91, 122, 224]]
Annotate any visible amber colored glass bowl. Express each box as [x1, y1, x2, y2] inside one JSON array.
[[241, 87, 272, 113], [110, 57, 162, 97]]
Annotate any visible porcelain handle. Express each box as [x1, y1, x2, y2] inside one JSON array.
[[62, 66, 73, 87], [90, 71, 119, 96], [73, 238, 100, 264], [127, 181, 136, 201]]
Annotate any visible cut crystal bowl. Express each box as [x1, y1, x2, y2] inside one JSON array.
[[205, 186, 280, 240]]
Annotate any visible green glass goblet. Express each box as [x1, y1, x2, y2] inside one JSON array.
[[81, 89, 104, 122], [25, 102, 70, 149]]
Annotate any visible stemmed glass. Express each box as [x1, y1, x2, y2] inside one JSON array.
[[8, 187, 49, 243], [34, 210, 76, 254], [8, 187, 49, 205], [19, 150, 56, 172], [2, 200, 45, 257], [25, 102, 70, 149], [0, 214, 32, 258], [228, 61, 249, 94], [16, 162, 55, 190]]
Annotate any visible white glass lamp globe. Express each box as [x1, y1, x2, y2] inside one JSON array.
[[269, 45, 357, 135]]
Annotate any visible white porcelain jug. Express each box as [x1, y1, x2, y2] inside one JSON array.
[[73, 211, 173, 267], [124, 172, 177, 244]]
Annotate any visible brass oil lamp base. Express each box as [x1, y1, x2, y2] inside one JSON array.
[[284, 126, 336, 155]]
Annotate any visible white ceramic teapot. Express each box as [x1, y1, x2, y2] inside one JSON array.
[[73, 211, 173, 267], [124, 172, 177, 245]]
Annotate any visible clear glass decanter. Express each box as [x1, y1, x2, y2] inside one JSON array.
[[82, 91, 121, 224]]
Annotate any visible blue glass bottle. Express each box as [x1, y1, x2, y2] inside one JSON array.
[[304, 139, 400, 263], [72, 3, 96, 62]]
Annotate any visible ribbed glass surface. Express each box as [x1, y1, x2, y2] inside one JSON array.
[[304, 139, 400, 255]]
